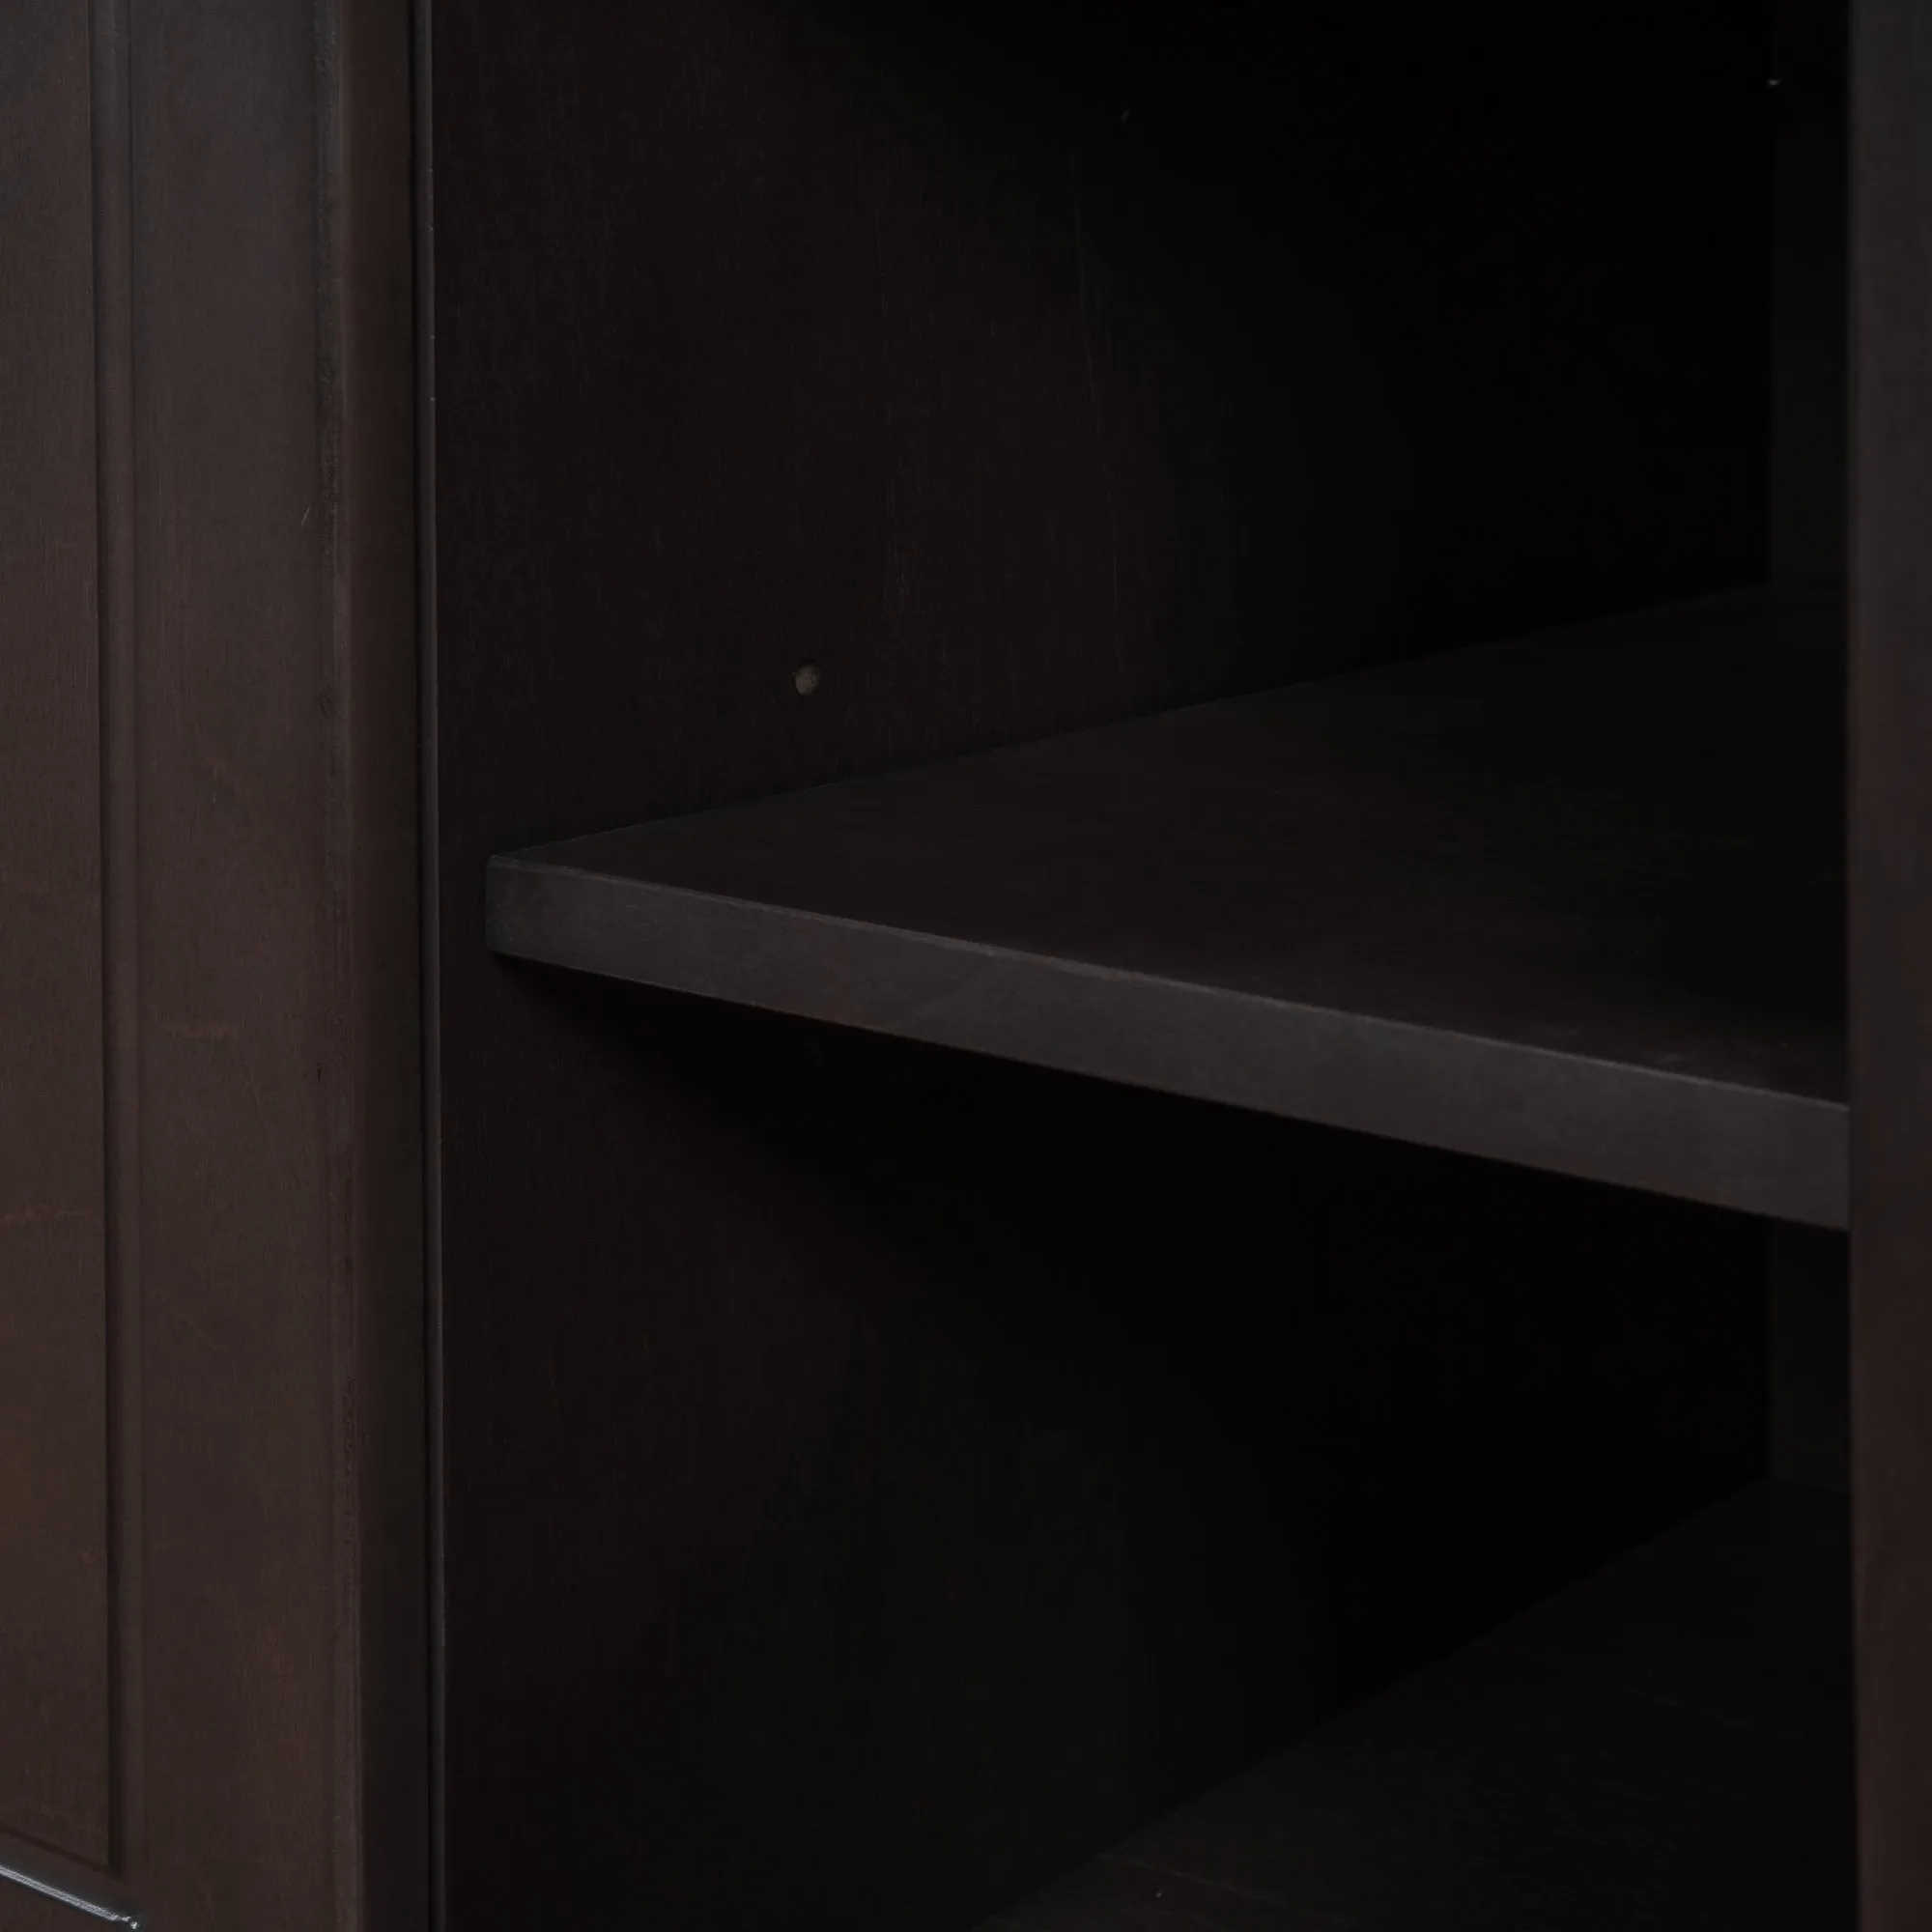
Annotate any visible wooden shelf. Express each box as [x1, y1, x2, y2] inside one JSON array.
[[985, 1481, 1853, 1932], [488, 592, 1846, 1226]]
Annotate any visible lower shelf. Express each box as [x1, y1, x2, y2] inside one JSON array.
[[983, 1482, 1852, 1931]]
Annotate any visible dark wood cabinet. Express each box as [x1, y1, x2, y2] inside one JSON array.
[[4, 0, 1928, 1926]]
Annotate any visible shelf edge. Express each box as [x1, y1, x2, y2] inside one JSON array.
[[487, 856, 1849, 1230]]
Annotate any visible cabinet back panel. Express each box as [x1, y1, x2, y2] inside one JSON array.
[[432, 0, 1772, 861]]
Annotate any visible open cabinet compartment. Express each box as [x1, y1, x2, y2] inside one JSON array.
[[433, 0, 1855, 1925]]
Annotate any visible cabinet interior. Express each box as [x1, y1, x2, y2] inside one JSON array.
[[433, 0, 1854, 1923]]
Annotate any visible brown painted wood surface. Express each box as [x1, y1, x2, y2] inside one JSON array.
[[1850, 0, 1932, 1925], [0, 0, 113, 1871]]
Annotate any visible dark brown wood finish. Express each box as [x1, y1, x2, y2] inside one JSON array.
[[131, 0, 348, 1911], [95, 0, 141, 1888], [0, 0, 431, 1924], [3, 0, 424, 1923], [0, 0, 113, 1873], [333, 1, 432, 1922], [436, 970, 1776, 1930], [4, 0, 1886, 1924], [1770, 1226, 1851, 1492], [986, 1483, 1853, 1932], [1774, 0, 1851, 599], [128, 0, 425, 1918], [1850, 0, 1932, 1925], [491, 593, 1846, 1228], [433, 2, 1783, 1922]]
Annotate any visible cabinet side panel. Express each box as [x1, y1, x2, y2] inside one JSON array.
[[1851, 0, 1932, 1926]]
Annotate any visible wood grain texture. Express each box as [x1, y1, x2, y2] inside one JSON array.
[[0, 0, 112, 1868], [1849, 0, 1932, 1924], [130, 6, 338, 1918], [492, 593, 1847, 1228], [124, 0, 424, 1925], [987, 1483, 1853, 1932], [433, 1, 1779, 1922]]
